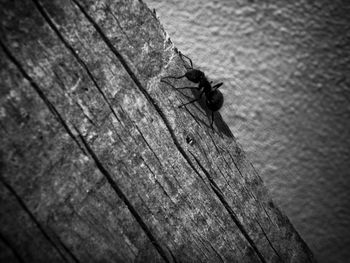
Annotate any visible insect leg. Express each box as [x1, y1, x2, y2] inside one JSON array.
[[178, 89, 204, 108], [210, 111, 215, 129], [161, 74, 186, 80], [176, 86, 199, 90], [178, 98, 201, 108], [213, 82, 223, 91]]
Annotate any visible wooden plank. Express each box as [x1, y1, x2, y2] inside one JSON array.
[[0, 0, 316, 262]]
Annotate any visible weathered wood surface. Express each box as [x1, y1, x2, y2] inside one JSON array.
[[0, 0, 315, 262]]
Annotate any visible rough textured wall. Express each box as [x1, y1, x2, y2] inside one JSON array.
[[144, 0, 350, 262]]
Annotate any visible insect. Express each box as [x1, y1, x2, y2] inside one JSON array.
[[162, 52, 224, 129]]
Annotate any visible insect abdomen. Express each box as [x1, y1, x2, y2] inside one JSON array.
[[207, 91, 224, 111]]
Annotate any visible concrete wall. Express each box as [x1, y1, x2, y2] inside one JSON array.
[[144, 0, 350, 262]]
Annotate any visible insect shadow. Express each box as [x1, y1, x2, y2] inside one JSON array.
[[161, 51, 224, 130]]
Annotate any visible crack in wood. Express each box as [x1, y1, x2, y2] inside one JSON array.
[[0, 176, 72, 263], [0, 39, 88, 157], [189, 151, 267, 263], [256, 220, 282, 261], [47, 228, 81, 263], [75, 129, 172, 263], [134, 121, 163, 166], [208, 242, 225, 263], [0, 231, 25, 263], [69, 1, 215, 199], [226, 150, 275, 225], [32, 0, 123, 126], [106, 5, 133, 46], [142, 160, 174, 204]]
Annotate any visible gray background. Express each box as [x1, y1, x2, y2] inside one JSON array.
[[144, 0, 350, 262]]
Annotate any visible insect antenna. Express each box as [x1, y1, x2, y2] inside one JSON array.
[[179, 52, 193, 69]]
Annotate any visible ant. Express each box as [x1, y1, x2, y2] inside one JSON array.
[[162, 52, 224, 129]]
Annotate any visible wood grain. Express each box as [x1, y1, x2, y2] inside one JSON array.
[[0, 0, 315, 262]]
